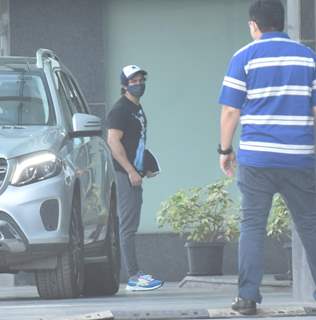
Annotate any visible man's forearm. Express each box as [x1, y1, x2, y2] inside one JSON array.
[[220, 105, 240, 149], [108, 140, 136, 174]]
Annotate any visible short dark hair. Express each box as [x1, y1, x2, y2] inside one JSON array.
[[121, 87, 127, 95], [249, 0, 284, 32]]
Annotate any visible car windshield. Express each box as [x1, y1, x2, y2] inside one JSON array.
[[0, 73, 52, 126]]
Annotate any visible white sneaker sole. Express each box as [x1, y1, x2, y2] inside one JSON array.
[[125, 282, 163, 291]]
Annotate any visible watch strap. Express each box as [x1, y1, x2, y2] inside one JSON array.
[[217, 144, 233, 155]]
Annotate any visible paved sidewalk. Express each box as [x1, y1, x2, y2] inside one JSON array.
[[0, 275, 314, 319], [77, 274, 315, 320], [175, 274, 315, 319]]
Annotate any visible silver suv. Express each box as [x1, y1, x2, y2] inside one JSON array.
[[0, 49, 120, 299]]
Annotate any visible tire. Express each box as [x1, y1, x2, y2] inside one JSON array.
[[35, 195, 84, 299], [83, 198, 121, 296]]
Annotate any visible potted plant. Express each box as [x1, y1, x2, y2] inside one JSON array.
[[157, 178, 239, 276], [267, 194, 292, 280]]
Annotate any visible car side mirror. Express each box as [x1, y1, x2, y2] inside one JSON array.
[[70, 113, 102, 137]]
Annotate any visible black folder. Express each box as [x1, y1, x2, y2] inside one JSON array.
[[143, 149, 161, 177]]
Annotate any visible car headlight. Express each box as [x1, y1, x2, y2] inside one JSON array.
[[11, 152, 62, 186]]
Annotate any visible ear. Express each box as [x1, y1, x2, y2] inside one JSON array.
[[252, 21, 260, 33], [249, 20, 262, 40]]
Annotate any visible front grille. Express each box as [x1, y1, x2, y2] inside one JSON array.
[[0, 158, 7, 187]]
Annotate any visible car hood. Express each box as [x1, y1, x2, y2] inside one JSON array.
[[0, 126, 66, 159]]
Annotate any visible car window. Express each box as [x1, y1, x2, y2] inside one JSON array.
[[0, 73, 52, 125], [55, 72, 73, 125], [67, 76, 89, 114], [57, 71, 87, 114], [56, 71, 77, 115]]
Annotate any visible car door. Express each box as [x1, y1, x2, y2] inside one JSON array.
[[56, 70, 109, 246]]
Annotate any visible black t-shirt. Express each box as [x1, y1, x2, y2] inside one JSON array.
[[107, 95, 147, 173]]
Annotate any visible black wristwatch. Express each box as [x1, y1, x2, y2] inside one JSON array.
[[217, 144, 233, 155]]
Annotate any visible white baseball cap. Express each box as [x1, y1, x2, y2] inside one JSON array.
[[120, 65, 147, 85]]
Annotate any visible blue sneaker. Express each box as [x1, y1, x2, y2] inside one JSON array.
[[126, 273, 163, 291]]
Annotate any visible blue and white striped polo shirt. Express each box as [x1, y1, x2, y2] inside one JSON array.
[[219, 32, 316, 168]]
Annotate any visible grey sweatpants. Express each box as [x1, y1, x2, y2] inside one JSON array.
[[116, 171, 143, 277]]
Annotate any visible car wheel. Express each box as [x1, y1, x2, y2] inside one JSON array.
[[83, 199, 120, 296], [35, 195, 84, 299]]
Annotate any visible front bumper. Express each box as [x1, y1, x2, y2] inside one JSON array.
[[0, 173, 73, 271], [0, 220, 26, 253]]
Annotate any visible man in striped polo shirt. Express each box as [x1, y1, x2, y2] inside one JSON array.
[[218, 0, 316, 315]]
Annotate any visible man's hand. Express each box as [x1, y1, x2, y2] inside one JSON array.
[[219, 152, 236, 177], [128, 170, 142, 186]]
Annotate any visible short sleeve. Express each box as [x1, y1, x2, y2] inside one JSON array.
[[218, 52, 247, 109], [107, 107, 127, 132]]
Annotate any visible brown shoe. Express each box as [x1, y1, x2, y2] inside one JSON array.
[[231, 297, 257, 315]]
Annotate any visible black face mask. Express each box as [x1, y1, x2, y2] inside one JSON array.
[[127, 83, 146, 97]]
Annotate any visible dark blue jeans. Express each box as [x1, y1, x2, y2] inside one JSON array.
[[237, 165, 316, 303]]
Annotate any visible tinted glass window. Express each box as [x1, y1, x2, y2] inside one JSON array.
[[67, 77, 88, 114], [55, 72, 73, 125], [57, 72, 87, 114], [56, 72, 76, 115], [0, 73, 52, 125]]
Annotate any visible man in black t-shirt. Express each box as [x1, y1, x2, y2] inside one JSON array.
[[107, 65, 163, 291]]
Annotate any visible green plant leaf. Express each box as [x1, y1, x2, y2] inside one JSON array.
[[266, 194, 291, 242], [156, 177, 239, 242]]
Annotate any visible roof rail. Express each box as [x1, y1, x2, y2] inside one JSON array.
[[36, 48, 60, 68]]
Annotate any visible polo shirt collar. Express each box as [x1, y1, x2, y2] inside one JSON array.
[[260, 32, 290, 40]]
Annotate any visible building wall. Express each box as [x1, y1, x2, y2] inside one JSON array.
[[0, 0, 10, 56], [10, 0, 106, 112], [300, 0, 315, 49], [102, 0, 252, 232]]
